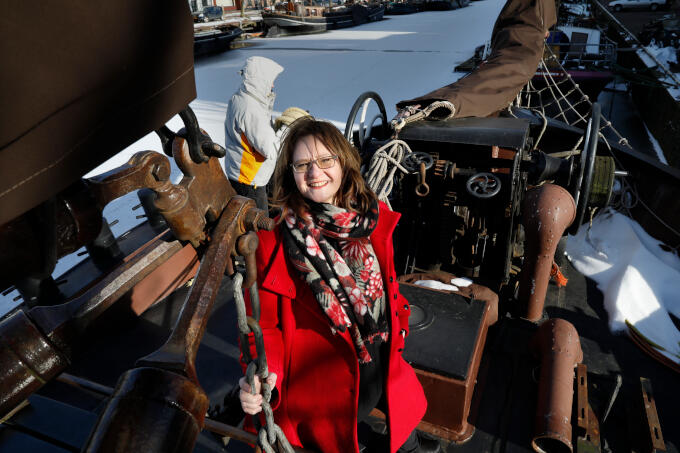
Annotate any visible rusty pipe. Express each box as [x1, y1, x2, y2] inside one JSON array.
[[531, 318, 583, 453], [519, 184, 575, 321]]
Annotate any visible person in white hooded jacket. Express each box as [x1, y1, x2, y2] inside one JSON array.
[[224, 56, 284, 212]]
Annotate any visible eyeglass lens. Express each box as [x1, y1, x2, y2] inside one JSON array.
[[292, 155, 337, 172]]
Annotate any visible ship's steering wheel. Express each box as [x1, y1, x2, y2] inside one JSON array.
[[344, 91, 389, 152], [568, 103, 601, 235]]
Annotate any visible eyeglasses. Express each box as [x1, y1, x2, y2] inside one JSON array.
[[290, 155, 339, 173]]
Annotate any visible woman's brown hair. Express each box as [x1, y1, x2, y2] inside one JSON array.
[[271, 117, 377, 218]]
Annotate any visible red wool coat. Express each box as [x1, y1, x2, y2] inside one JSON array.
[[243, 202, 427, 453]]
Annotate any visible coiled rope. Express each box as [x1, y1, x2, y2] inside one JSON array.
[[363, 101, 456, 207]]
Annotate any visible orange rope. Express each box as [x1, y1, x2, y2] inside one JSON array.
[[551, 262, 568, 287]]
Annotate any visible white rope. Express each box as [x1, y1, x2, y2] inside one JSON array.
[[391, 101, 456, 132], [533, 109, 549, 151], [363, 139, 414, 209]]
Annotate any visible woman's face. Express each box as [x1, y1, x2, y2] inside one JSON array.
[[292, 135, 343, 205]]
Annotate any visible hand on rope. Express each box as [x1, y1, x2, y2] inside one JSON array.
[[233, 272, 295, 453], [239, 373, 278, 415]]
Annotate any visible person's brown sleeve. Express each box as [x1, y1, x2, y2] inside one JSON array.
[[396, 0, 557, 119]]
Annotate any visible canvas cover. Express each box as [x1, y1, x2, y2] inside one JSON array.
[[397, 0, 557, 119], [0, 0, 197, 226]]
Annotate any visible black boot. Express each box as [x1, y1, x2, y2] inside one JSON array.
[[415, 432, 442, 453], [398, 431, 442, 453]]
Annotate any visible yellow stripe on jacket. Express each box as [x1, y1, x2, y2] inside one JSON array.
[[238, 131, 266, 185]]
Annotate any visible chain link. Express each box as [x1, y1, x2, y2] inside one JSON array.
[[233, 272, 295, 453]]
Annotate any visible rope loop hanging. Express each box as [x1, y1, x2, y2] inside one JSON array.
[[390, 100, 456, 133], [363, 139, 413, 209]]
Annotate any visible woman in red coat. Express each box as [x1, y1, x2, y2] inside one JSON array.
[[239, 117, 440, 453]]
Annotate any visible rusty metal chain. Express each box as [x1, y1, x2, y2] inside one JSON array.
[[233, 272, 295, 453]]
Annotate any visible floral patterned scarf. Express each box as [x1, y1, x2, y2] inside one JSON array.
[[282, 200, 388, 363]]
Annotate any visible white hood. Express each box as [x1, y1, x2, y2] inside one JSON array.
[[239, 56, 284, 110]]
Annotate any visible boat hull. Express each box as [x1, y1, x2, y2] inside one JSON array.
[[263, 5, 384, 37], [194, 27, 243, 57]]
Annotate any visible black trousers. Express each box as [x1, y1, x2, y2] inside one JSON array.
[[357, 396, 419, 453], [229, 180, 268, 213]]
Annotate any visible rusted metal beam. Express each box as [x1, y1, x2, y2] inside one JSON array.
[[0, 237, 181, 418], [639, 378, 665, 452], [575, 364, 601, 453], [576, 364, 589, 430]]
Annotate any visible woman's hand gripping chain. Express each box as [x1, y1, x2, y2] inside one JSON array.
[[239, 373, 278, 415]]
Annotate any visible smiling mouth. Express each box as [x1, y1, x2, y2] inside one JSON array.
[[308, 181, 329, 188]]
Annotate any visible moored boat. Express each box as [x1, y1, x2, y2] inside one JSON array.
[[194, 26, 244, 57], [262, 2, 384, 37], [385, 1, 420, 15], [419, 0, 469, 11]]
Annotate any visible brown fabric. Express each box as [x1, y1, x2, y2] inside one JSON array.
[[0, 0, 197, 226], [397, 0, 556, 119]]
